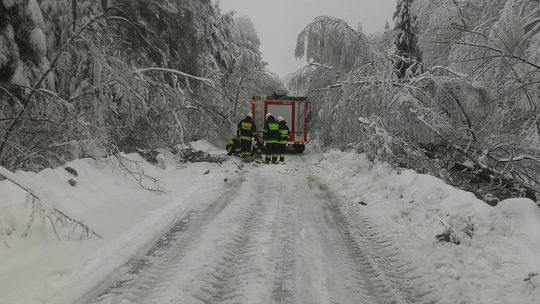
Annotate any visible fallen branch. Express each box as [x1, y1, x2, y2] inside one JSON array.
[[0, 165, 102, 240], [175, 148, 226, 164], [495, 154, 540, 162]]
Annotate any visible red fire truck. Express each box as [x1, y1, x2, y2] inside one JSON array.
[[250, 93, 311, 153]]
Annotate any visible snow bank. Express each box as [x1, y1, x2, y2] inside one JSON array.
[[494, 198, 540, 237], [312, 150, 540, 304], [0, 142, 233, 304]]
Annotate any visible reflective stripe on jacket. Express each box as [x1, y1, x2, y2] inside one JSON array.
[[237, 117, 256, 141], [264, 119, 281, 143]]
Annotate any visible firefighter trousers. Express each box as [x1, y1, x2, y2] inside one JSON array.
[[265, 142, 279, 163], [240, 139, 252, 157], [279, 143, 286, 162]]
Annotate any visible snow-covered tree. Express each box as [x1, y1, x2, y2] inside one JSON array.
[[384, 21, 391, 32], [0, 0, 52, 89], [232, 16, 261, 56], [295, 16, 371, 74], [393, 0, 422, 78], [289, 1, 540, 199], [218, 15, 283, 120], [0, 0, 274, 171], [288, 16, 375, 98], [0, 0, 57, 169]]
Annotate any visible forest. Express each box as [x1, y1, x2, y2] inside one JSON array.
[[288, 0, 540, 204], [1, 1, 540, 303], [1, 0, 539, 204], [0, 0, 281, 171]]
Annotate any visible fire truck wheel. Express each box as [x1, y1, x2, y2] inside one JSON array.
[[293, 145, 305, 154]]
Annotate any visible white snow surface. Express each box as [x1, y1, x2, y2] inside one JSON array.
[[1, 145, 539, 304], [310, 150, 540, 304], [0, 141, 233, 304]]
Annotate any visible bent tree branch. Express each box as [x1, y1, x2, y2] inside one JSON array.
[[135, 68, 216, 89]]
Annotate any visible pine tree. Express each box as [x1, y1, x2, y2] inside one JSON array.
[[393, 0, 422, 79]]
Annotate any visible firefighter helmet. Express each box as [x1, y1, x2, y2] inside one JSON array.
[[277, 116, 284, 122], [246, 112, 253, 118], [265, 113, 272, 119]]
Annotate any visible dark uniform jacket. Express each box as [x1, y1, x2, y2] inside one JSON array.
[[279, 121, 290, 144], [263, 117, 281, 143], [237, 116, 256, 141]]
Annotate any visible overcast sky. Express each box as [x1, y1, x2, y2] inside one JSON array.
[[218, 0, 396, 78]]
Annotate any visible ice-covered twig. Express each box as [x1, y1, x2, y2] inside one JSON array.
[[427, 66, 468, 78], [36, 88, 75, 110], [135, 67, 216, 89], [309, 62, 347, 77], [106, 147, 165, 193], [495, 154, 540, 162]]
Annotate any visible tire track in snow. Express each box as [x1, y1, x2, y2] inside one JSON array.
[[269, 189, 297, 304], [316, 182, 439, 304], [90, 156, 438, 304], [191, 167, 300, 304], [191, 180, 269, 304], [90, 174, 246, 304]]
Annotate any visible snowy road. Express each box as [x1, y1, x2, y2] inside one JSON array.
[[89, 156, 434, 304]]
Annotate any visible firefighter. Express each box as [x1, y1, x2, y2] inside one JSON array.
[[263, 113, 280, 163], [277, 116, 290, 162], [237, 112, 256, 158]]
